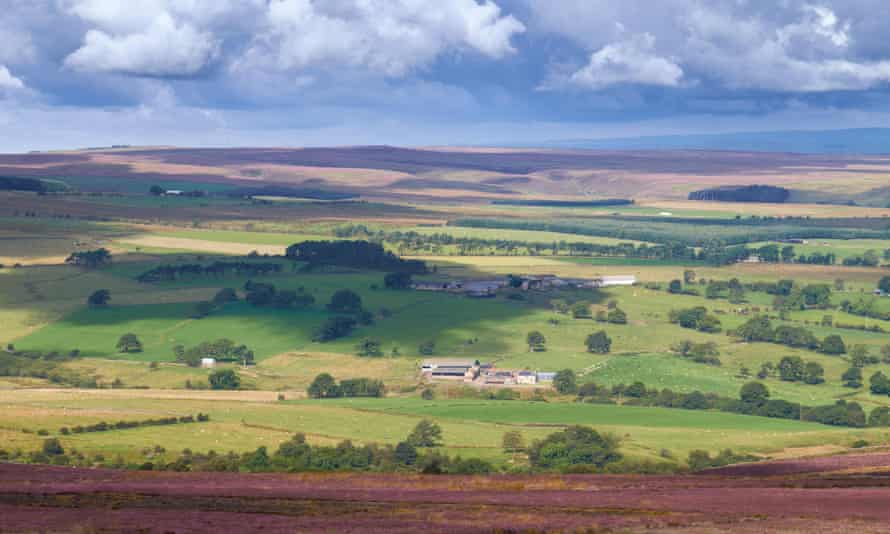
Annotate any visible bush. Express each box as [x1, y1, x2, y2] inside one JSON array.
[[116, 333, 143, 353], [528, 426, 621, 471], [553, 369, 577, 394], [42, 438, 64, 456], [406, 420, 443, 447], [585, 331, 612, 354], [313, 316, 357, 342], [208, 369, 240, 390]]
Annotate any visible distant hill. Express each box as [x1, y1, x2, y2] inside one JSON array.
[[538, 128, 890, 155]]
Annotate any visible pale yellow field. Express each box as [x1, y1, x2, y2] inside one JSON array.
[[118, 235, 286, 255], [638, 199, 890, 218]]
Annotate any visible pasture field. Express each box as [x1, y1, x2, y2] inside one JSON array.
[[2, 193, 890, 473], [2, 389, 889, 466], [7, 249, 889, 408]]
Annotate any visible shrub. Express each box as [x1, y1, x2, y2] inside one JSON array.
[[208, 369, 240, 390], [115, 333, 142, 353], [585, 331, 612, 354]]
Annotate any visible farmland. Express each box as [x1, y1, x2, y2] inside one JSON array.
[[2, 145, 890, 510]]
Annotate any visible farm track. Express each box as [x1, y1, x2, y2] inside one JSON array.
[[6, 462, 890, 532]]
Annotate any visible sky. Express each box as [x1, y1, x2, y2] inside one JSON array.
[[3, 0, 890, 151]]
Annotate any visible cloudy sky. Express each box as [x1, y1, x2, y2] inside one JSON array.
[[3, 0, 890, 151]]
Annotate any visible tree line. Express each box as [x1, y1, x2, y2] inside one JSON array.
[[60, 414, 209, 435], [136, 261, 283, 283]]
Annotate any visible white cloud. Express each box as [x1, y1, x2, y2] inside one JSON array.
[[64, 12, 218, 76], [246, 0, 525, 77], [0, 66, 26, 91], [566, 34, 683, 90], [529, 0, 890, 93]]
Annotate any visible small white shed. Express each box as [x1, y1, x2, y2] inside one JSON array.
[[200, 358, 216, 369]]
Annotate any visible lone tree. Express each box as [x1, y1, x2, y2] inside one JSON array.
[[87, 289, 111, 308], [502, 430, 526, 455], [327, 289, 363, 314], [42, 438, 65, 456], [149, 185, 164, 196], [406, 419, 442, 447], [553, 368, 577, 394], [526, 331, 546, 352], [668, 279, 683, 294], [208, 369, 240, 390], [842, 366, 863, 388], [116, 333, 143, 353], [879, 276, 890, 294], [308, 373, 341, 398], [821, 334, 846, 355], [585, 331, 612, 354], [739, 381, 770, 406]]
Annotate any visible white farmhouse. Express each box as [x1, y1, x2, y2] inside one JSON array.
[[591, 275, 636, 287]]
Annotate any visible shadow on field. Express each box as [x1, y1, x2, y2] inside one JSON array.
[[13, 257, 569, 361]]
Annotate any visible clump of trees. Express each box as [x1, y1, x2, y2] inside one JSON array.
[[285, 240, 427, 273], [66, 248, 111, 269], [733, 316, 846, 355], [173, 339, 255, 367], [668, 307, 722, 333], [244, 281, 315, 309], [527, 426, 622, 472], [671, 340, 720, 365], [307, 373, 385, 398]]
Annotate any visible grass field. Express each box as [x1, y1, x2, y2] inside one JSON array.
[[2, 390, 887, 464], [2, 199, 890, 471]]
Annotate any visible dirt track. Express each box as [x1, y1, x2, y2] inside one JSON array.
[[5, 460, 890, 533]]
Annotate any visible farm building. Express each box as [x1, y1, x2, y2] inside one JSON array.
[[413, 279, 506, 297], [590, 275, 637, 287], [413, 280, 461, 292], [421, 359, 480, 381], [536, 372, 556, 382], [483, 370, 515, 385], [164, 190, 184, 196], [200, 358, 216, 369], [515, 371, 537, 385]]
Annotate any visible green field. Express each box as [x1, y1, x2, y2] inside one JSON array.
[[3, 206, 890, 469]]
